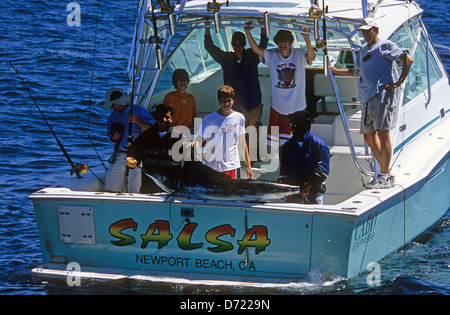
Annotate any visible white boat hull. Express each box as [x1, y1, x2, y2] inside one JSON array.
[[30, 151, 449, 281], [29, 0, 450, 284]]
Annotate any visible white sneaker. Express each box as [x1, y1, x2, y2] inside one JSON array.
[[387, 174, 395, 187], [364, 175, 393, 189]]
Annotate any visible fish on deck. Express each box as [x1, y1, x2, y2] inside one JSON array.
[[144, 161, 300, 202]]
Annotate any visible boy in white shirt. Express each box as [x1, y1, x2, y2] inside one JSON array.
[[195, 85, 252, 179], [245, 24, 315, 147]]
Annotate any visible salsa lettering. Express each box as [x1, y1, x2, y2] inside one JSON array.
[[109, 219, 271, 255]]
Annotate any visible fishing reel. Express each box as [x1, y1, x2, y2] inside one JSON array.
[[206, 0, 229, 12], [207, 0, 229, 33], [158, 0, 176, 36], [308, 1, 323, 19], [159, 0, 175, 14], [71, 163, 89, 177]]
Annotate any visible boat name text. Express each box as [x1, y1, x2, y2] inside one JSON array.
[[353, 211, 378, 250], [109, 218, 271, 254]]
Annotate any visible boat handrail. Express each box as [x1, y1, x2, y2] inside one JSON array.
[[423, 21, 432, 107], [327, 64, 375, 177]]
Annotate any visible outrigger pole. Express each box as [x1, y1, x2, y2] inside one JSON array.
[[9, 61, 88, 178]]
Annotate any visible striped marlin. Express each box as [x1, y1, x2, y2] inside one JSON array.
[[144, 161, 300, 202]]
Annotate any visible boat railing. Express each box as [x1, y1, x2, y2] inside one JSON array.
[[127, 0, 190, 107], [327, 64, 376, 178]]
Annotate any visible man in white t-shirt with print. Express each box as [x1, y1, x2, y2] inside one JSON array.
[[245, 24, 316, 147], [195, 85, 252, 179]]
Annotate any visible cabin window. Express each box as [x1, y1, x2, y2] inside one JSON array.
[[391, 20, 444, 105], [154, 28, 215, 95]]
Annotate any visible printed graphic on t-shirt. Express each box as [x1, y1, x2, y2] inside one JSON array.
[[206, 122, 238, 138], [275, 62, 297, 89]]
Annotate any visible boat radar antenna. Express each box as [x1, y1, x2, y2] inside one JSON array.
[[207, 0, 229, 33]]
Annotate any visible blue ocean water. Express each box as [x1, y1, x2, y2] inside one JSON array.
[[0, 0, 448, 295]]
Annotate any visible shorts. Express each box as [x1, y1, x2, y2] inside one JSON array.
[[242, 103, 263, 128], [360, 89, 396, 134], [221, 169, 237, 179], [267, 107, 292, 146], [104, 152, 142, 193]]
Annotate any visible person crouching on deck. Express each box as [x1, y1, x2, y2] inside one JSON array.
[[278, 109, 330, 204]]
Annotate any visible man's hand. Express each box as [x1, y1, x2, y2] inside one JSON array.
[[300, 26, 311, 40], [246, 167, 253, 180], [299, 182, 312, 198], [110, 131, 121, 143]]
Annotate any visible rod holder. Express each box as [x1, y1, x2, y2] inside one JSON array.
[[156, 45, 163, 70], [168, 13, 175, 36], [314, 18, 320, 41], [214, 11, 220, 33], [323, 54, 329, 76], [263, 12, 270, 35]]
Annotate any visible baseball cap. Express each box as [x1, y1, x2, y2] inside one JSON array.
[[359, 18, 379, 30]]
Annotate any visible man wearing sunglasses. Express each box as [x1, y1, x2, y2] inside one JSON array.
[[330, 18, 413, 189]]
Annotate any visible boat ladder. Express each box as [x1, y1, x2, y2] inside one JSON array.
[[127, 0, 189, 109], [327, 69, 378, 180]]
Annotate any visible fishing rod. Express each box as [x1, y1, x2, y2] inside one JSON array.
[[86, 0, 108, 171], [9, 61, 88, 178], [126, 0, 146, 179], [322, 0, 329, 76], [309, 0, 328, 75]]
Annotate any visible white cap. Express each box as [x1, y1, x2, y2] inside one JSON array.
[[359, 18, 379, 30], [104, 87, 130, 110]]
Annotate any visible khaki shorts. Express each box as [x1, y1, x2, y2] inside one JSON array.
[[360, 89, 396, 134]]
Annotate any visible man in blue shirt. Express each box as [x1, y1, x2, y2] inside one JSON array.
[[204, 21, 268, 128], [331, 18, 413, 189], [278, 110, 330, 204], [104, 87, 155, 193]]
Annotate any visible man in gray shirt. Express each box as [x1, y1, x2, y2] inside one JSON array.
[[331, 18, 413, 189]]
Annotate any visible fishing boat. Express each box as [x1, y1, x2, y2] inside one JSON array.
[[30, 0, 449, 283]]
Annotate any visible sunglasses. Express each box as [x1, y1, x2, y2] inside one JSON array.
[[363, 53, 372, 62]]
